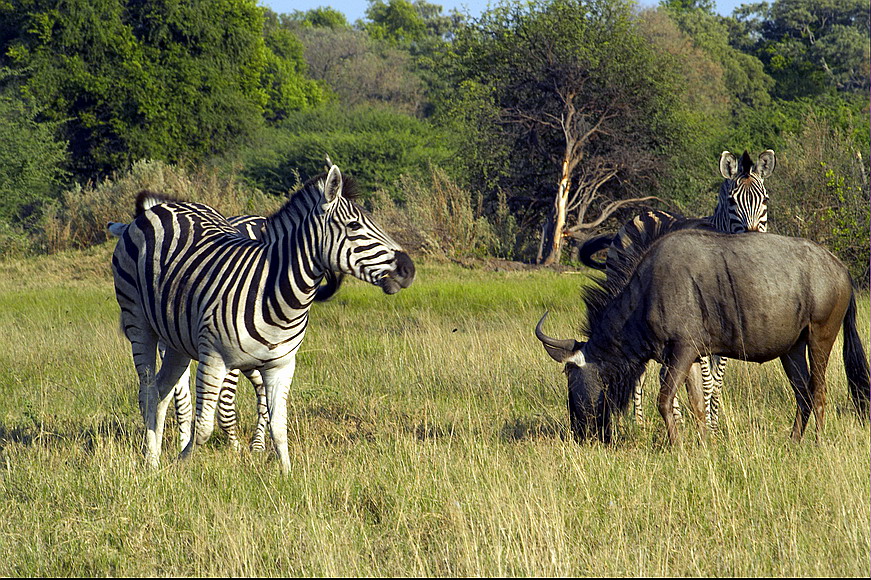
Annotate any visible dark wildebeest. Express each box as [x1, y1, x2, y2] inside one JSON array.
[[536, 229, 870, 444]]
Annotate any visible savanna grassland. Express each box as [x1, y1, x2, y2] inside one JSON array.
[[0, 244, 868, 576]]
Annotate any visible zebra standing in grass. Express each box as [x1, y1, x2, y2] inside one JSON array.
[[579, 150, 776, 430], [112, 164, 414, 472], [111, 213, 344, 453]]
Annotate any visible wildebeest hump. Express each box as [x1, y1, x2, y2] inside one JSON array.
[[640, 230, 851, 363]]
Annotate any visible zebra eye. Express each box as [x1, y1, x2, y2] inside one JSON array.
[[348, 221, 363, 231]]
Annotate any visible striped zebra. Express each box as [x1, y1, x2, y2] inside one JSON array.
[[111, 214, 344, 453], [579, 149, 776, 430], [112, 164, 414, 472]]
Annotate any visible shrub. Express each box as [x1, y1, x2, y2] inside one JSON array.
[[370, 167, 498, 260], [40, 160, 280, 253]]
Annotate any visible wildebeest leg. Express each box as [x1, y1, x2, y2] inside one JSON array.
[[807, 327, 838, 440], [780, 339, 811, 441], [658, 344, 698, 445], [685, 361, 707, 442]]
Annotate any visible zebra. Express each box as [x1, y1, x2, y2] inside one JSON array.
[[579, 149, 776, 430], [109, 214, 344, 453], [111, 164, 414, 472]]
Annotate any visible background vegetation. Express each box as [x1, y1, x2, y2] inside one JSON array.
[[0, 249, 867, 576], [0, 1, 868, 573], [0, 0, 867, 278]]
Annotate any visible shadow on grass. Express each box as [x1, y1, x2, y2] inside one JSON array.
[[499, 415, 566, 442], [0, 415, 138, 453]]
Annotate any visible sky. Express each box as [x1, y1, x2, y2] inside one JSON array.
[[260, 0, 748, 23]]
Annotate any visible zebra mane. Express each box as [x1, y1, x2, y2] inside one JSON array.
[[738, 150, 754, 175], [262, 171, 363, 242], [135, 190, 183, 216], [580, 216, 716, 336]]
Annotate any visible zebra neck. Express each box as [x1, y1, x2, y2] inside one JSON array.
[[259, 190, 330, 315]]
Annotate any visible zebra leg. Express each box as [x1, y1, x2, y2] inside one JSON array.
[[217, 370, 242, 452], [634, 368, 646, 424], [706, 355, 727, 432], [156, 339, 194, 451], [180, 354, 228, 459], [684, 361, 707, 442], [173, 365, 193, 451], [242, 369, 269, 453], [145, 347, 191, 468], [261, 358, 297, 474]]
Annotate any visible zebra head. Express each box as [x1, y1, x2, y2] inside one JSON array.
[[717, 150, 775, 233], [318, 165, 415, 295]]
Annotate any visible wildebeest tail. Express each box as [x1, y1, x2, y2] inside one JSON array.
[[842, 290, 870, 419], [578, 234, 613, 270]]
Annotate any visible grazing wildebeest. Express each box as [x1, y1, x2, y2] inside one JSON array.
[[537, 229, 870, 444], [577, 150, 777, 431]]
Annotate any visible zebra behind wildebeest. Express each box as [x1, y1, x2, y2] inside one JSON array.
[[111, 214, 344, 453], [538, 229, 870, 444], [578, 150, 777, 430], [112, 164, 414, 472]]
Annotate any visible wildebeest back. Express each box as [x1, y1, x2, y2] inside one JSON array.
[[637, 230, 853, 363]]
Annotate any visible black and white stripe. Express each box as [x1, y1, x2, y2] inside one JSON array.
[[112, 165, 414, 471]]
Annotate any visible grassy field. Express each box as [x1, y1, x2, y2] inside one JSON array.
[[0, 243, 868, 576]]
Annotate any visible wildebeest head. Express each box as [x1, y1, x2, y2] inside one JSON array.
[[535, 312, 611, 442]]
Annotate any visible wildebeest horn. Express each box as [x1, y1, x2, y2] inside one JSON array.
[[535, 312, 581, 352]]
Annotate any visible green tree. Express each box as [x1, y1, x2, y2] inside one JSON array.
[[0, 0, 323, 181], [438, 0, 691, 264], [732, 0, 870, 97], [0, 70, 67, 223]]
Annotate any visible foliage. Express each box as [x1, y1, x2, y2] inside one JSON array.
[[369, 167, 501, 260], [436, 0, 695, 262], [770, 113, 870, 284], [237, 105, 459, 202], [39, 159, 280, 253], [261, 9, 329, 123], [0, 0, 324, 182], [293, 25, 426, 115], [0, 69, 67, 224], [731, 0, 870, 97]]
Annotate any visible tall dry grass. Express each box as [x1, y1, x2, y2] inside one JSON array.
[[0, 248, 867, 576]]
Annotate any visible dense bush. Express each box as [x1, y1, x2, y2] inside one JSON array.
[[238, 105, 459, 202], [0, 74, 67, 224], [40, 160, 280, 253], [770, 114, 870, 285]]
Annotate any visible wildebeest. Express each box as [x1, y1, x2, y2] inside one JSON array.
[[536, 229, 870, 444]]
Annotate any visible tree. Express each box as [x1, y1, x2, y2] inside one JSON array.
[[0, 0, 324, 180], [0, 70, 67, 223], [731, 0, 870, 97], [439, 0, 690, 264]]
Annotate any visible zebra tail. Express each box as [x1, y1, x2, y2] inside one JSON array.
[[107, 221, 128, 237], [578, 234, 614, 270], [314, 271, 345, 302], [842, 290, 870, 420]]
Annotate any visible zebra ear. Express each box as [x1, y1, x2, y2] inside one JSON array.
[[719, 151, 738, 179], [323, 164, 343, 203], [756, 150, 776, 178]]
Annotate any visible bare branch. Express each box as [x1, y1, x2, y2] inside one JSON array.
[[564, 196, 663, 235]]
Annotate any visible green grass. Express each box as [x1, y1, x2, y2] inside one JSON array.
[[0, 243, 868, 576]]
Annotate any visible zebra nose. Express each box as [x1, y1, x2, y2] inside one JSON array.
[[394, 251, 415, 287]]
